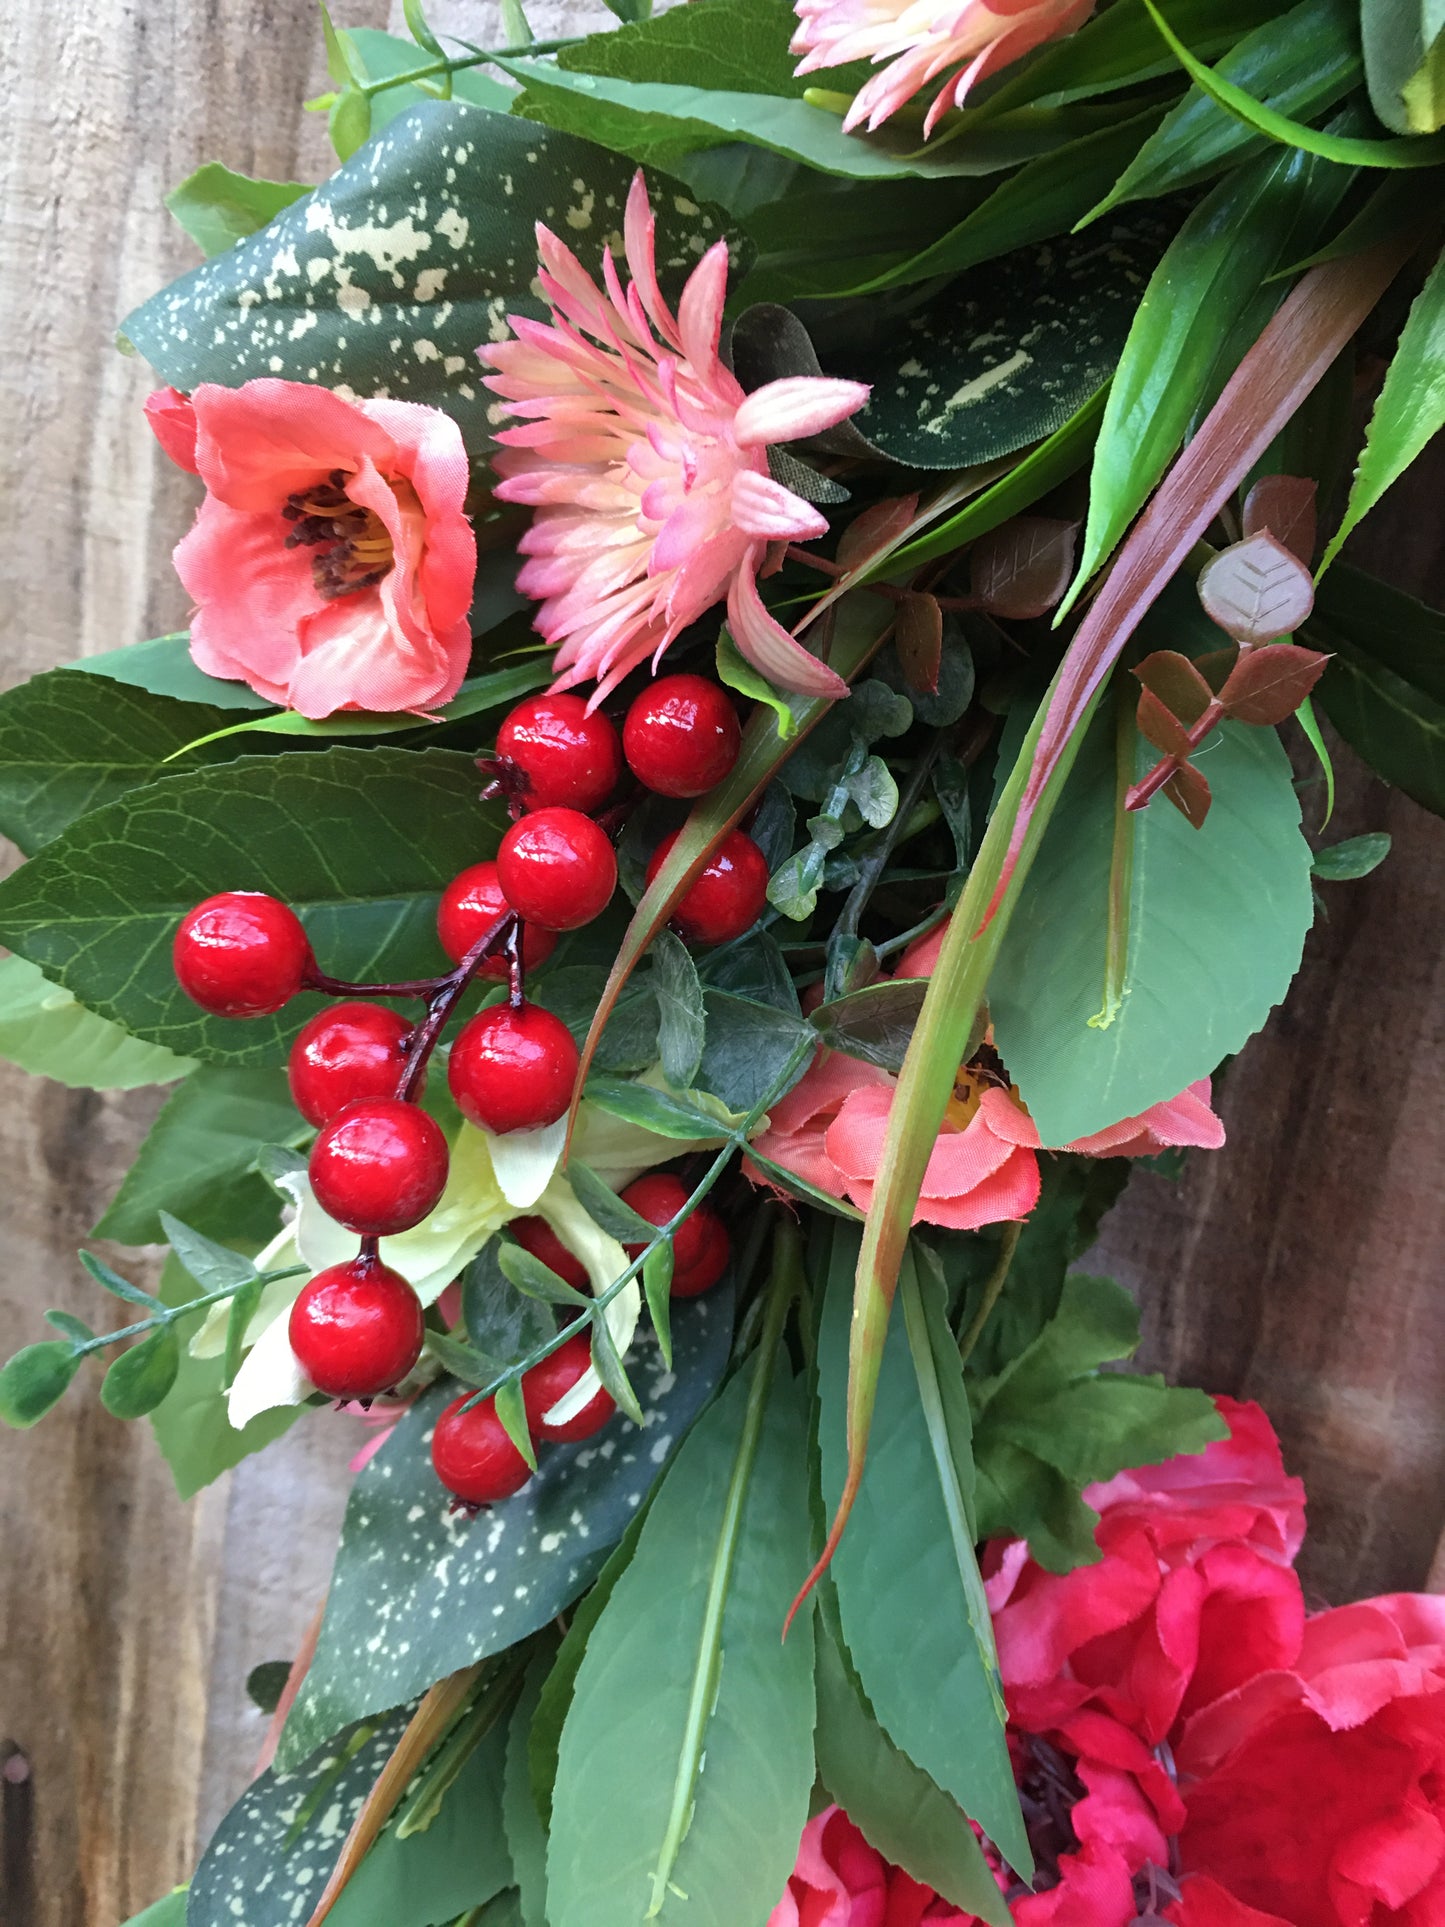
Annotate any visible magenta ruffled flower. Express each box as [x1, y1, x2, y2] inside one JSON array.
[[480, 173, 871, 703], [792, 0, 1097, 136]]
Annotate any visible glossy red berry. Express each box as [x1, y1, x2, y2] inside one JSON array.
[[522, 1334, 615, 1442], [309, 1098, 449, 1236], [511, 1216, 589, 1291], [288, 1002, 413, 1128], [288, 1258, 424, 1399], [621, 1172, 730, 1297], [645, 831, 770, 947], [448, 1002, 580, 1135], [496, 693, 623, 813], [431, 1392, 533, 1505], [497, 808, 617, 932], [173, 892, 311, 1017], [436, 861, 557, 979], [623, 675, 741, 798]]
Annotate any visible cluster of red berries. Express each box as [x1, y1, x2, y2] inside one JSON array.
[[166, 674, 747, 1501]]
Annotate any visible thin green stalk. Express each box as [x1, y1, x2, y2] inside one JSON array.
[[956, 1223, 1021, 1366], [73, 1266, 307, 1359], [352, 38, 578, 98], [645, 1217, 801, 1917], [1087, 683, 1138, 1031]]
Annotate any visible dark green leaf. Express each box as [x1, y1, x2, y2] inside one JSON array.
[[277, 1289, 732, 1771], [817, 1231, 1025, 1871], [95, 1066, 306, 1246], [100, 1328, 181, 1420], [547, 1362, 814, 1927], [991, 622, 1314, 1143], [696, 929, 799, 1013], [79, 1250, 163, 1310], [0, 1341, 84, 1427], [159, 1212, 260, 1295], [463, 1242, 557, 1363], [496, 1375, 539, 1471], [497, 1241, 591, 1307], [814, 1624, 1008, 1924], [641, 1242, 674, 1370], [566, 1161, 658, 1243], [165, 163, 308, 257], [697, 991, 813, 1114], [651, 930, 706, 1090], [69, 633, 270, 711], [1316, 632, 1445, 812], [0, 748, 501, 1067], [583, 1075, 734, 1140], [246, 1661, 294, 1715], [1315, 563, 1445, 701], [1311, 830, 1392, 878], [187, 1705, 512, 1927], [0, 954, 193, 1091], [121, 102, 743, 460], [589, 1315, 646, 1427], [503, 1657, 551, 1927], [809, 977, 933, 1075]]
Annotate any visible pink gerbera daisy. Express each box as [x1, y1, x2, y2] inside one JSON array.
[[792, 0, 1097, 136], [479, 172, 871, 703]]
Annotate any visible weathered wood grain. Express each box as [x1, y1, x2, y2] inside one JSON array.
[[0, 2, 1441, 1922]]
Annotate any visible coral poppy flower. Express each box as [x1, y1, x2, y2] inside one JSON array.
[[146, 378, 475, 718], [479, 172, 870, 703], [792, 0, 1097, 136]]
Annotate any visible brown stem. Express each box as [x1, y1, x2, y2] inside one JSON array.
[[1125, 697, 1226, 813], [394, 910, 518, 1103]]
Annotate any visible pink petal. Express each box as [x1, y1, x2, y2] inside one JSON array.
[[145, 387, 199, 473], [175, 498, 315, 701], [676, 241, 730, 377], [734, 376, 871, 448], [730, 470, 829, 541], [727, 560, 849, 698]]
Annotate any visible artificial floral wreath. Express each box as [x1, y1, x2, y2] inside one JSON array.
[[3, 1, 1444, 1924]]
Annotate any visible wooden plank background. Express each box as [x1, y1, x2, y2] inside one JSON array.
[[1, 4, 1441, 1922]]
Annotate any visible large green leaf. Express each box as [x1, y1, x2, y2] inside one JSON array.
[[1089, 0, 1360, 215], [0, 747, 501, 1068], [278, 1287, 733, 1772], [70, 633, 272, 711], [0, 668, 273, 856], [969, 1272, 1226, 1569], [503, 1657, 551, 1927], [1320, 242, 1445, 571], [121, 102, 742, 459], [187, 1704, 511, 1927], [829, 209, 1174, 468], [547, 1358, 814, 1927], [816, 1231, 1025, 1873], [0, 953, 194, 1090], [1363, 0, 1445, 133], [1067, 139, 1353, 608], [94, 1065, 305, 1246], [1313, 565, 1445, 813], [990, 641, 1314, 1145]]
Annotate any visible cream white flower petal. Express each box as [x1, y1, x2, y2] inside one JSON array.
[[535, 1172, 639, 1428], [487, 1119, 569, 1208], [227, 1309, 314, 1428]]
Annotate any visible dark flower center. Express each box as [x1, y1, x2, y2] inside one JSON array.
[[283, 469, 395, 599]]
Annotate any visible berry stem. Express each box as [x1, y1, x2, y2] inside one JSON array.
[[394, 910, 521, 1104]]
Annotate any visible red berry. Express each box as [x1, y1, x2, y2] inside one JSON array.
[[620, 1172, 730, 1296], [309, 1098, 449, 1236], [522, 1334, 615, 1442], [288, 1257, 424, 1399], [288, 1002, 413, 1128], [645, 831, 769, 946], [496, 693, 622, 813], [437, 861, 557, 979], [623, 675, 741, 798], [173, 892, 311, 1017], [448, 1002, 579, 1135], [497, 808, 617, 932], [431, 1392, 533, 1505], [511, 1216, 589, 1291]]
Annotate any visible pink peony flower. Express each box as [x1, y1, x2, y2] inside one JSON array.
[[479, 172, 870, 703], [791, 0, 1097, 136], [768, 1806, 979, 1927], [986, 1399, 1308, 1746], [147, 379, 475, 718]]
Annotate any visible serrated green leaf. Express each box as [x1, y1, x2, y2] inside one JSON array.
[[0, 747, 503, 1067], [101, 1328, 180, 1420], [95, 1065, 305, 1246], [278, 1291, 732, 1772], [991, 598, 1314, 1142], [650, 930, 706, 1090], [121, 102, 744, 460], [165, 163, 308, 257], [0, 954, 194, 1091], [547, 1358, 814, 1927], [0, 1341, 84, 1427]]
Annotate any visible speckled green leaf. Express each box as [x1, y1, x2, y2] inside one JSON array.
[[120, 100, 743, 459], [277, 1287, 733, 1773], [830, 210, 1175, 468], [187, 1704, 511, 1927], [0, 747, 502, 1069]]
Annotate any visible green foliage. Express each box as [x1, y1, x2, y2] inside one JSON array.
[[547, 1359, 814, 1927], [1311, 831, 1392, 878], [120, 102, 742, 460], [502, 1657, 551, 1927], [991, 633, 1314, 1144], [120, 1893, 189, 1927], [651, 930, 706, 1089], [165, 164, 308, 257], [970, 1272, 1227, 1569], [1313, 564, 1445, 814], [810, 978, 931, 1075], [278, 1290, 733, 1772], [816, 1231, 1026, 1874], [347, 27, 515, 129], [696, 990, 813, 1114], [0, 747, 502, 1068], [100, 1328, 181, 1419], [0, 1340, 83, 1427], [95, 1066, 306, 1246], [0, 954, 194, 1091], [69, 634, 271, 711], [1363, 0, 1445, 132], [187, 1704, 512, 1927]]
